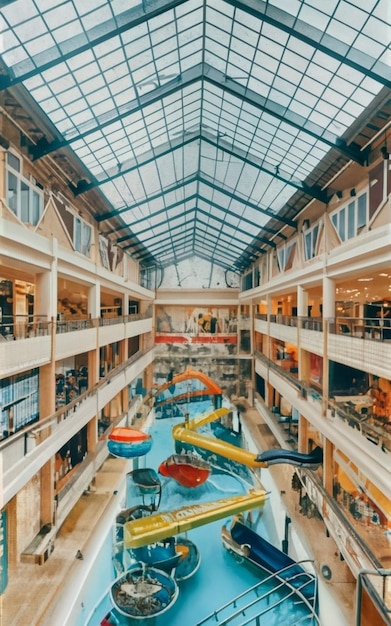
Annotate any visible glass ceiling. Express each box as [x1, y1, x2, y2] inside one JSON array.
[[0, 0, 390, 272]]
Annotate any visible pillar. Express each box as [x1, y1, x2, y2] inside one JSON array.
[[323, 438, 334, 496], [297, 285, 308, 317], [322, 276, 334, 412], [322, 276, 335, 320]]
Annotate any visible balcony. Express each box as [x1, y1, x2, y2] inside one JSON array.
[[254, 351, 391, 479], [254, 314, 391, 379], [0, 348, 154, 507], [0, 313, 153, 376]]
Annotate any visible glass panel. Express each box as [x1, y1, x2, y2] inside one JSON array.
[[339, 208, 346, 241], [357, 193, 367, 230], [20, 181, 30, 223], [74, 217, 81, 252], [0, 1, 388, 270], [347, 202, 355, 239], [7, 172, 18, 214], [304, 232, 312, 261], [7, 152, 20, 172], [32, 191, 41, 225]]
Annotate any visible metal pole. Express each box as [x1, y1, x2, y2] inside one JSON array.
[[282, 515, 291, 554]]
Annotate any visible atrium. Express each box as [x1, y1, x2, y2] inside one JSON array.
[[0, 1, 390, 625]]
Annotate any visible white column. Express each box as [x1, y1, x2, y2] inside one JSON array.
[[297, 285, 308, 317], [322, 276, 335, 319], [89, 282, 100, 319], [36, 270, 54, 319]]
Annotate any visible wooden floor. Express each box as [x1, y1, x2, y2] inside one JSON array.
[[2, 405, 378, 626]]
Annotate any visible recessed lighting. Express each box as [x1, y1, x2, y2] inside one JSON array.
[[357, 278, 373, 282]]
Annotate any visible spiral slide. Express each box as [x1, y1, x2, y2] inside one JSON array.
[[145, 367, 223, 407]]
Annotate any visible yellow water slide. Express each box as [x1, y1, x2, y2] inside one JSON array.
[[124, 490, 266, 549], [123, 407, 267, 548], [172, 407, 267, 469]]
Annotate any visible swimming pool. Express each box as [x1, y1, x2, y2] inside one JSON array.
[[80, 401, 318, 625]]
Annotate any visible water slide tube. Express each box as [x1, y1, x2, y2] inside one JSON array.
[[174, 408, 323, 470], [256, 447, 323, 469], [123, 373, 322, 549], [123, 405, 268, 548], [123, 491, 267, 549], [172, 408, 268, 469], [145, 367, 223, 407]]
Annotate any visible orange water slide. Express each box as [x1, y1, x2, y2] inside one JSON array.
[[146, 367, 222, 407]]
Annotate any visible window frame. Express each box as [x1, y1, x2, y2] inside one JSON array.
[[303, 222, 322, 261], [330, 189, 368, 243], [73, 215, 92, 257], [5, 151, 44, 226]]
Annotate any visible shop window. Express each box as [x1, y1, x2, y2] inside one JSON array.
[[331, 191, 367, 242], [55, 426, 87, 483], [6, 152, 43, 226], [0, 369, 39, 437]]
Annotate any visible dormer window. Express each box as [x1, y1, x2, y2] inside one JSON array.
[[6, 152, 44, 226], [330, 191, 367, 242]]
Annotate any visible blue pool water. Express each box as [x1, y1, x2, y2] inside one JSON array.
[[81, 401, 317, 626]]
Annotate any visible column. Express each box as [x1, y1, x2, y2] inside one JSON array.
[[88, 282, 100, 319], [297, 285, 308, 386], [322, 277, 335, 414], [322, 276, 335, 320], [297, 285, 308, 317]]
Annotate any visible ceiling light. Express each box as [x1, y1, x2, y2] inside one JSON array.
[[357, 278, 373, 282]]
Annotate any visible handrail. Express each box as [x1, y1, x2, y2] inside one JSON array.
[[301, 471, 383, 572], [356, 568, 391, 626], [329, 399, 391, 453], [0, 311, 152, 340], [196, 559, 319, 626], [254, 313, 391, 341], [254, 350, 391, 454]]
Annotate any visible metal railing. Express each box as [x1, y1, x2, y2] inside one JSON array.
[[0, 311, 151, 341], [254, 350, 391, 455], [0, 314, 51, 340], [255, 314, 391, 341], [196, 560, 319, 626], [0, 347, 151, 459], [329, 400, 391, 454], [356, 568, 391, 626]]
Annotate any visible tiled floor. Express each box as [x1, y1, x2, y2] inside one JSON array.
[[1, 406, 370, 626]]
